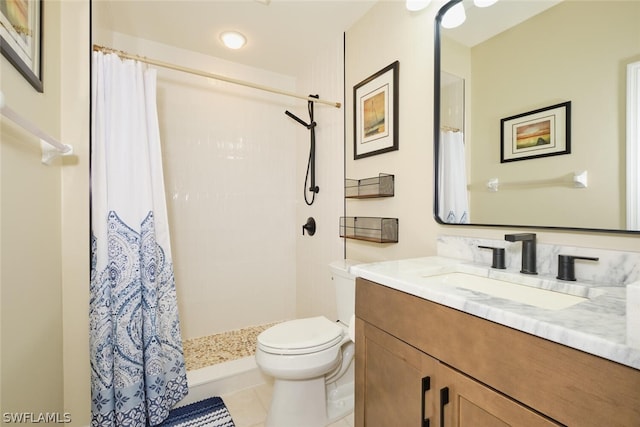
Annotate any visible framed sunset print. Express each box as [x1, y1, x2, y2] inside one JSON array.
[[500, 101, 571, 163], [354, 61, 399, 159]]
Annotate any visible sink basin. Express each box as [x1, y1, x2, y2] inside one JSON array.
[[421, 272, 588, 310]]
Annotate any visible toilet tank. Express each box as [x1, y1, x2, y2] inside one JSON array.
[[329, 259, 361, 325]]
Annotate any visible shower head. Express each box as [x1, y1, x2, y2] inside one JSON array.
[[285, 110, 312, 129]]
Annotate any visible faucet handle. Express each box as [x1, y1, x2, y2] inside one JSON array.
[[556, 255, 599, 281], [478, 246, 506, 269]]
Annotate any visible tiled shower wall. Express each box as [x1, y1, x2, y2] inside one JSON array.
[[294, 35, 347, 322], [111, 33, 300, 339]]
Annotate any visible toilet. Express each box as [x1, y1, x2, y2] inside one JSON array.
[[255, 259, 360, 427]]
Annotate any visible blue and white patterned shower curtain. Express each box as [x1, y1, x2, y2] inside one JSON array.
[[90, 52, 188, 426]]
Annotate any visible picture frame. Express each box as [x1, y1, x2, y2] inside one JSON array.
[[500, 101, 571, 163], [354, 61, 399, 159], [1, 0, 43, 92]]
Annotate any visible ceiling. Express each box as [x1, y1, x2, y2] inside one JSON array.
[[94, 1, 560, 75], [97, 0, 377, 76], [444, 0, 562, 47]]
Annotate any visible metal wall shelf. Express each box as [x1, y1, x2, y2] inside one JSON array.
[[340, 217, 399, 243], [345, 173, 394, 198]]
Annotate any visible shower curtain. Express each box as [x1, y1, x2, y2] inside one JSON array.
[[438, 130, 469, 223], [90, 52, 188, 426]]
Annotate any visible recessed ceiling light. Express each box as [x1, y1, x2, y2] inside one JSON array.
[[220, 31, 247, 50]]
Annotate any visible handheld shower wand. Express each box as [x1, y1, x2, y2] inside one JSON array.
[[285, 95, 320, 205]]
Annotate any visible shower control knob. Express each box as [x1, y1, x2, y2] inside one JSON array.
[[302, 217, 316, 236]]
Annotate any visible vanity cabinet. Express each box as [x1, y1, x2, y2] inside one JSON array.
[[355, 278, 640, 427], [357, 320, 559, 427]]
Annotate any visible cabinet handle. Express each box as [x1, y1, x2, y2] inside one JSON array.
[[421, 376, 431, 427], [439, 387, 450, 427]]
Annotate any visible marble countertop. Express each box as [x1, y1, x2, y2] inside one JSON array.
[[351, 256, 640, 370]]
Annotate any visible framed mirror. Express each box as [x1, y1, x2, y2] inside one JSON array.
[[434, 0, 640, 233]]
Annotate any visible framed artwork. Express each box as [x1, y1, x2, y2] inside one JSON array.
[[500, 101, 571, 163], [354, 61, 399, 159], [1, 0, 43, 92]]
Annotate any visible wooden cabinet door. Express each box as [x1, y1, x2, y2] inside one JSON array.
[[438, 364, 561, 427], [355, 319, 439, 427]]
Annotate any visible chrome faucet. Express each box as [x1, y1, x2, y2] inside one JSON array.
[[504, 233, 537, 275]]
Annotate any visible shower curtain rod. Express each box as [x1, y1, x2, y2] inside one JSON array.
[[93, 45, 341, 108]]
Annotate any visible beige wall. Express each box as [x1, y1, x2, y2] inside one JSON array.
[[345, 0, 640, 263], [345, 1, 436, 262], [60, 1, 91, 424], [2, 0, 59, 419], [1, 0, 64, 418], [469, 1, 638, 230], [1, 0, 90, 424]]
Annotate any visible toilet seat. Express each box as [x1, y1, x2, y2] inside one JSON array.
[[257, 316, 344, 355]]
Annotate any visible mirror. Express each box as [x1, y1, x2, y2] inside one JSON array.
[[434, 0, 640, 233]]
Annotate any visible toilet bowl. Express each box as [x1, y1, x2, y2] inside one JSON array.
[[256, 316, 348, 379], [255, 260, 360, 427]]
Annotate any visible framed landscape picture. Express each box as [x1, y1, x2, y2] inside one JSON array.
[[500, 101, 571, 163], [354, 61, 399, 159], [1, 0, 43, 92]]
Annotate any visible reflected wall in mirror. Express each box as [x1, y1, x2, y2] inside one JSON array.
[[434, 0, 640, 232]]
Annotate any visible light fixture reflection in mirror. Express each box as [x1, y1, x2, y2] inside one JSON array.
[[406, 0, 431, 12], [441, 3, 466, 28], [473, 0, 498, 8]]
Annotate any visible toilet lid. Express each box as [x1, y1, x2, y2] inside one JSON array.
[[257, 316, 344, 355]]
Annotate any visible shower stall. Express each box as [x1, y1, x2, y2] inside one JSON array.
[[92, 6, 346, 379]]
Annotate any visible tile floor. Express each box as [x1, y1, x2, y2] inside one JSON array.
[[221, 381, 355, 427]]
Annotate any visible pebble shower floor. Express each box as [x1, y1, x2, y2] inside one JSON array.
[[182, 323, 280, 371]]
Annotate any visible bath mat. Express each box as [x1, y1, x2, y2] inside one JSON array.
[[156, 397, 235, 427]]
